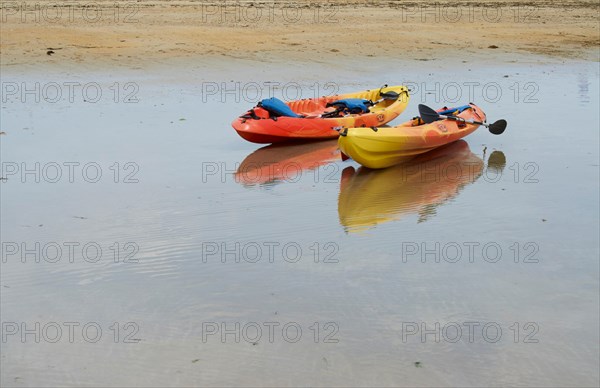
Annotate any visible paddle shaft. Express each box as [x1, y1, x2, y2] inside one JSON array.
[[418, 103, 506, 135], [437, 113, 488, 128]]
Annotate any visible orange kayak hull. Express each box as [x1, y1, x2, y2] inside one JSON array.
[[232, 86, 410, 144]]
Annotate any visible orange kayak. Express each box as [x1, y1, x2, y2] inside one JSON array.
[[232, 85, 409, 143], [338, 104, 487, 169]]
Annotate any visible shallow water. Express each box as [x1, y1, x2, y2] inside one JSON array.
[[1, 58, 599, 387]]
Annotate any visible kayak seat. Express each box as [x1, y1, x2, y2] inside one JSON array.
[[258, 97, 302, 118], [288, 99, 325, 116]]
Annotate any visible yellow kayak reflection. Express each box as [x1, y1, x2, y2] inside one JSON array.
[[338, 140, 487, 233], [236, 140, 339, 186]]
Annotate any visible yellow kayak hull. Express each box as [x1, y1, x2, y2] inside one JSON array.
[[338, 104, 487, 169]]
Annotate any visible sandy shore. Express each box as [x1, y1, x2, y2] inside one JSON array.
[[1, 0, 598, 72]]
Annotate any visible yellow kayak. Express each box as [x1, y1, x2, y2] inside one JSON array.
[[338, 103, 487, 169]]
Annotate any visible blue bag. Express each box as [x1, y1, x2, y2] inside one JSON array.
[[438, 105, 471, 116], [327, 98, 371, 114], [258, 97, 302, 118]]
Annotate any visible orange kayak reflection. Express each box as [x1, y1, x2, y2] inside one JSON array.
[[338, 140, 487, 233], [236, 140, 340, 186]]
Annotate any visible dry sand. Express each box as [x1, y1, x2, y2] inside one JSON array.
[[1, 0, 598, 72]]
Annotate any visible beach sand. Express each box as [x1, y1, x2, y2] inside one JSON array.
[[1, 0, 598, 72]]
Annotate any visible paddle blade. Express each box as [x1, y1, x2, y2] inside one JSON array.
[[418, 104, 442, 124], [488, 119, 507, 135]]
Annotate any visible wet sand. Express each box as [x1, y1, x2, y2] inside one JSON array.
[[1, 0, 599, 72]]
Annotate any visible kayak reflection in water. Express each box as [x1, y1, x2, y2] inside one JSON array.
[[338, 140, 505, 233], [235, 140, 339, 186]]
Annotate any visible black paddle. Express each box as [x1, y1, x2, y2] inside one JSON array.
[[418, 104, 507, 135], [366, 90, 400, 107], [368, 84, 402, 106]]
